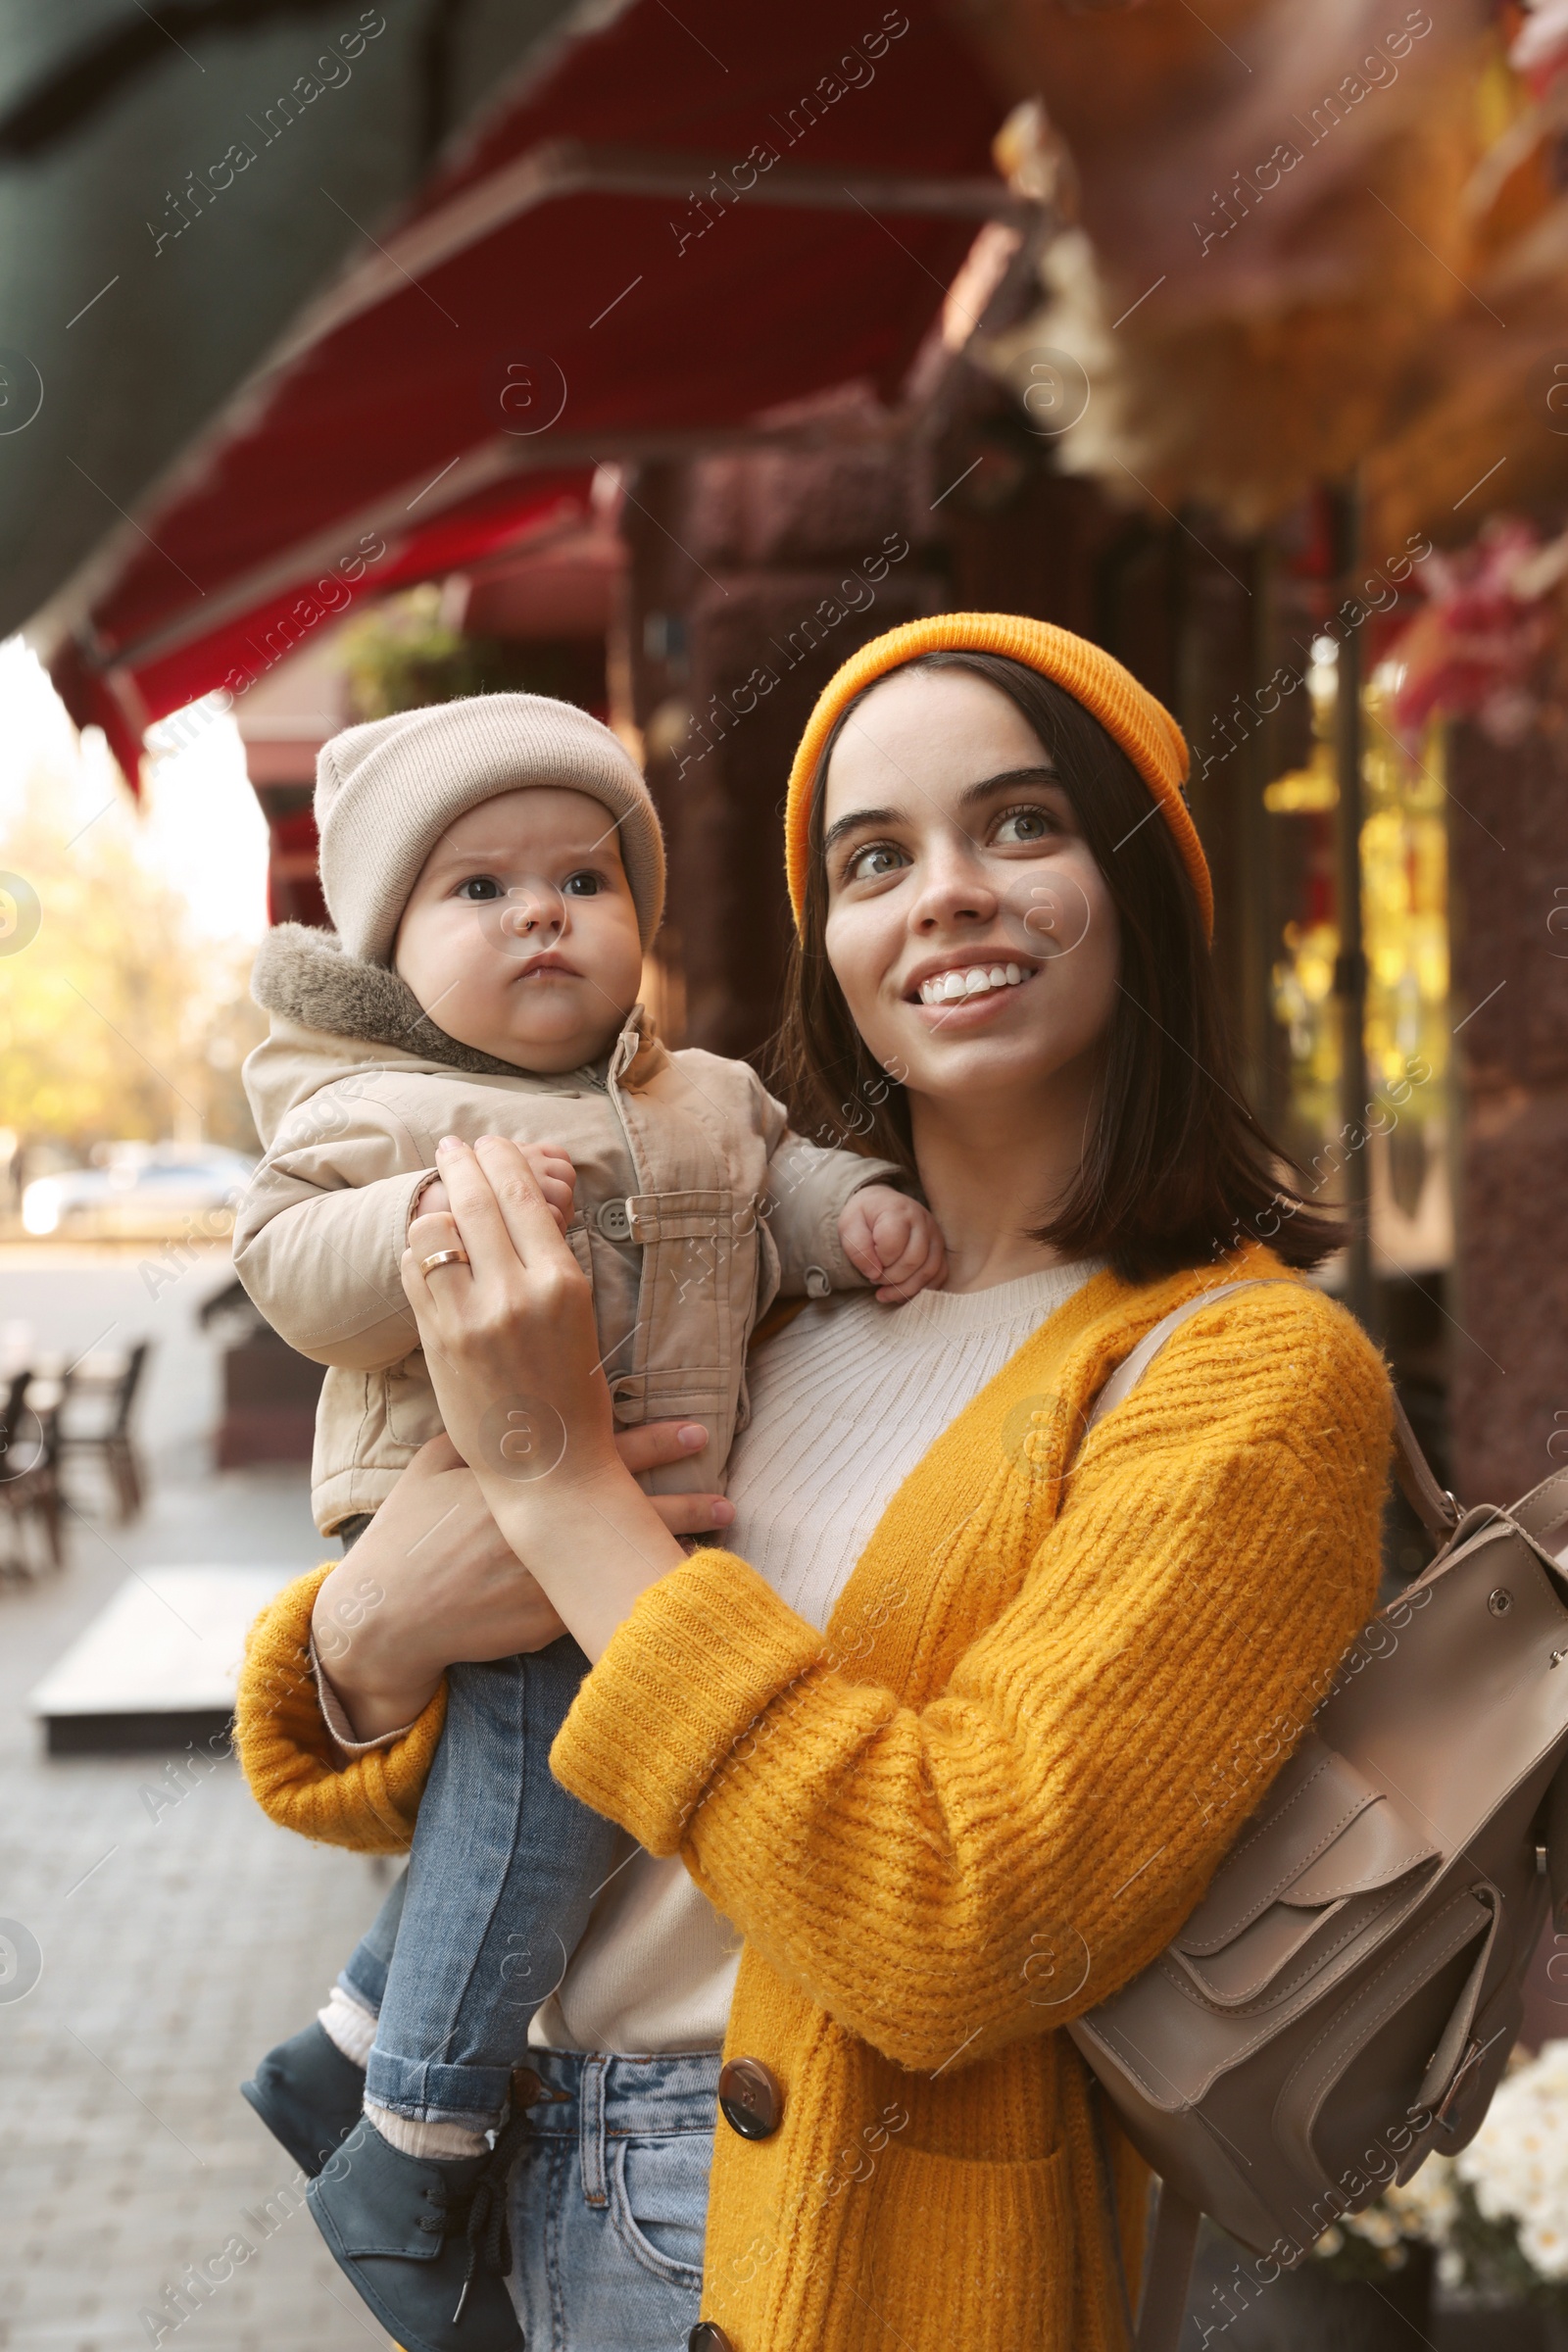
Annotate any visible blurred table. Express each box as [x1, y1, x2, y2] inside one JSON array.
[[28, 1563, 293, 1752]]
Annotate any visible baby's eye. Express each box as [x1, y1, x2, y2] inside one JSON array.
[[994, 807, 1056, 846], [844, 842, 908, 883], [563, 870, 602, 897], [455, 876, 503, 901]]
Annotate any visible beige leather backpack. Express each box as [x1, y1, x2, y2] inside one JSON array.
[[1068, 1280, 1568, 2352]]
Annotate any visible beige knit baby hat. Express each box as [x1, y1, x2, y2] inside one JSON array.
[[315, 694, 665, 964]]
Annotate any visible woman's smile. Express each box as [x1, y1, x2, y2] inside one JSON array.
[[906, 953, 1038, 1012]]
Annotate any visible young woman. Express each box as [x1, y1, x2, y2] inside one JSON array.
[[236, 613, 1392, 2352]]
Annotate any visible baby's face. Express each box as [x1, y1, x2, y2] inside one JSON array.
[[394, 788, 644, 1071]]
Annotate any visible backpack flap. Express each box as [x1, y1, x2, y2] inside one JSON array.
[[1169, 1740, 1440, 2008], [1078, 1734, 1440, 2115]]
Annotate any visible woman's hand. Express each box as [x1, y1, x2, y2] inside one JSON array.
[[314, 1420, 730, 1740], [402, 1135, 688, 1663], [404, 1135, 618, 1493]]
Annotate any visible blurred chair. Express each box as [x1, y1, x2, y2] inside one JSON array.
[[58, 1340, 151, 1522], [0, 1367, 30, 1453], [198, 1284, 323, 1467], [0, 1369, 65, 1575]]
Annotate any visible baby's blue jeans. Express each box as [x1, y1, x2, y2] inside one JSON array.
[[338, 1637, 619, 2131]]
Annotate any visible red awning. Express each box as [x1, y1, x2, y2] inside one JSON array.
[[52, 0, 1006, 783]]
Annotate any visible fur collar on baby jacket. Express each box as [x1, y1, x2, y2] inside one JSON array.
[[250, 922, 556, 1081]]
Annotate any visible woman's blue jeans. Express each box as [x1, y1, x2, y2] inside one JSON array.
[[504, 2049, 717, 2350], [341, 1929, 720, 2346], [339, 1640, 621, 2131]]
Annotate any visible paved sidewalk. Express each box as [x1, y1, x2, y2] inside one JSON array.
[[0, 1249, 399, 2350]]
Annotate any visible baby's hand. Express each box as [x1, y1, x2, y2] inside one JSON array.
[[837, 1184, 947, 1304], [415, 1144, 576, 1237]]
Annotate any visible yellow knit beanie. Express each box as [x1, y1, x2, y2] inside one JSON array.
[[783, 612, 1212, 940]]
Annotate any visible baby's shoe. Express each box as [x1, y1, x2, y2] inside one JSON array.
[[307, 2115, 524, 2352], [240, 2021, 367, 2179]]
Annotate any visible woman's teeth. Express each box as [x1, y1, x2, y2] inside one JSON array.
[[918, 962, 1026, 1007]]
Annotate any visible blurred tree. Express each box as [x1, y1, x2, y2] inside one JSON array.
[[341, 584, 607, 718], [0, 765, 263, 1165]]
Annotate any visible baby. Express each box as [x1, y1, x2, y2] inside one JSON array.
[[231, 693, 944, 2352]]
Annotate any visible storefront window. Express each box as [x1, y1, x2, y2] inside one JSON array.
[[1264, 637, 1453, 1272]]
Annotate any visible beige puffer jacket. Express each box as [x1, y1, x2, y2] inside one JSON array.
[[235, 927, 901, 1535]]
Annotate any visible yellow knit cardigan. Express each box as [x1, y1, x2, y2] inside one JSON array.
[[234, 1246, 1391, 2352]]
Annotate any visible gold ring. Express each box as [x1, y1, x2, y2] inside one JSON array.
[[420, 1248, 469, 1273]]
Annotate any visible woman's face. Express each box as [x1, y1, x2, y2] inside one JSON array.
[[820, 666, 1120, 1121]]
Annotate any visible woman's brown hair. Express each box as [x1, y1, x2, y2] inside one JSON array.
[[771, 648, 1344, 1284]]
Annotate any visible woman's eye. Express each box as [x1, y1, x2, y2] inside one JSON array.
[[455, 876, 503, 901], [994, 807, 1055, 846], [563, 871, 602, 897], [845, 843, 907, 883]]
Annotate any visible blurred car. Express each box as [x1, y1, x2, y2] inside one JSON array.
[[21, 1144, 257, 1240]]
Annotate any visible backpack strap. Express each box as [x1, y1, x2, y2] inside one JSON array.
[[1510, 1466, 1568, 1561], [1389, 1391, 1463, 1543], [1079, 1277, 1461, 1544], [1080, 1279, 1275, 1439], [1137, 2183, 1202, 2352]]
